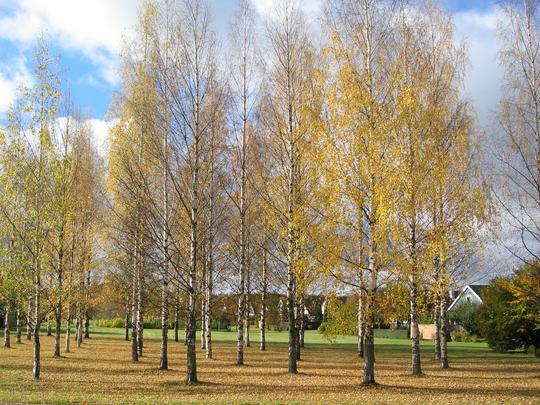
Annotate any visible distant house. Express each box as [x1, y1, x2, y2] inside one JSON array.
[[447, 284, 487, 311]]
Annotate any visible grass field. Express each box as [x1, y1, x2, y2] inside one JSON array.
[[1, 327, 539, 404]]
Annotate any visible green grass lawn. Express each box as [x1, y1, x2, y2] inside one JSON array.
[[7, 323, 534, 365], [91, 325, 483, 348], [1, 325, 538, 404], [91, 325, 361, 343]]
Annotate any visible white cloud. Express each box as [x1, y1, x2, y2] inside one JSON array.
[[251, 0, 321, 21], [0, 0, 140, 86], [453, 6, 504, 129], [86, 118, 112, 156], [456, 7, 499, 31], [54, 116, 113, 157], [251, 0, 278, 16], [0, 56, 32, 114]]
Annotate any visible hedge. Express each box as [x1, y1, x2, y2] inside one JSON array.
[[94, 318, 230, 331]]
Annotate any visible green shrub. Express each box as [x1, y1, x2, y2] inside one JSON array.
[[450, 330, 467, 342], [477, 281, 528, 352], [477, 264, 540, 353], [318, 324, 408, 340], [95, 317, 230, 331], [373, 329, 408, 339], [95, 318, 124, 328], [143, 319, 163, 329], [450, 329, 480, 343], [526, 345, 540, 357], [210, 318, 230, 331], [448, 303, 481, 336], [318, 296, 357, 342]]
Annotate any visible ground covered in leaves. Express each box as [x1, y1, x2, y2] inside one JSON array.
[[0, 328, 538, 404]]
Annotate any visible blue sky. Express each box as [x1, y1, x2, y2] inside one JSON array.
[[0, 0, 501, 143], [0, 0, 236, 119], [0, 0, 510, 278]]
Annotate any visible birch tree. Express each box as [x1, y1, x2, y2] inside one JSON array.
[[323, 0, 397, 385], [1, 40, 60, 379], [391, 2, 487, 374], [228, 0, 260, 366], [141, 0, 219, 383], [260, 0, 318, 373]]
